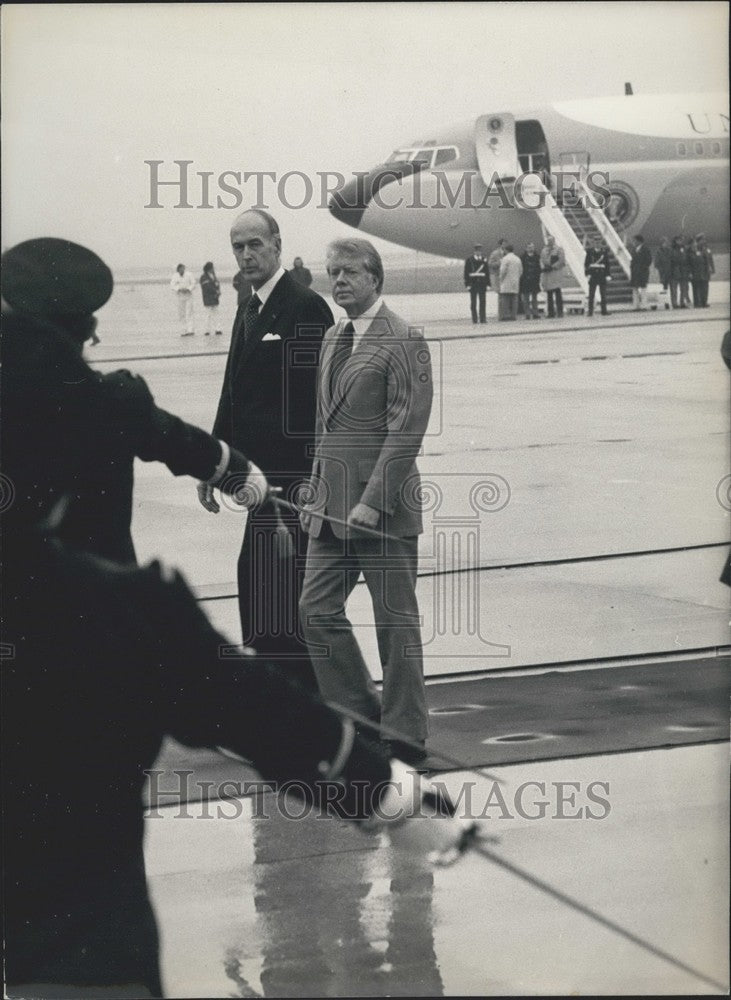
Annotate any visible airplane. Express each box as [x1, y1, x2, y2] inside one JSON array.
[[328, 90, 730, 272]]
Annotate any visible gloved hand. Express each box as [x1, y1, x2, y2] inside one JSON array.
[[227, 461, 268, 509], [214, 451, 269, 510], [366, 759, 476, 865]]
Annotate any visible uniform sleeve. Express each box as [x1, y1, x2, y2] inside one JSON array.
[[142, 562, 391, 814], [105, 370, 223, 479]]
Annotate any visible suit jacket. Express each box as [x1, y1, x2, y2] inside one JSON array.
[[213, 270, 333, 478], [499, 252, 523, 295], [630, 243, 651, 286], [304, 303, 433, 539], [540, 244, 566, 290]]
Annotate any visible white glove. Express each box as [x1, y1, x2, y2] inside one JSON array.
[[366, 759, 476, 865], [230, 461, 268, 509]]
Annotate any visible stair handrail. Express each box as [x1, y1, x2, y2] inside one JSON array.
[[519, 174, 589, 295], [578, 175, 632, 278]]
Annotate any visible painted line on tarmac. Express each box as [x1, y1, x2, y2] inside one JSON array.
[[428, 310, 728, 342], [88, 349, 229, 364], [194, 540, 729, 605], [87, 310, 728, 365]]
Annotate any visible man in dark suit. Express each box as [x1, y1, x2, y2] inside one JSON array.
[[629, 234, 651, 311], [463, 243, 489, 323], [298, 238, 433, 764], [201, 210, 334, 686], [1, 238, 260, 565]]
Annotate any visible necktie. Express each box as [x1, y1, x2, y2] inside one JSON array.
[[243, 292, 261, 343], [330, 320, 355, 401]]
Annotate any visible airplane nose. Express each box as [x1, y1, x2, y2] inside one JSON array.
[[329, 161, 424, 230]]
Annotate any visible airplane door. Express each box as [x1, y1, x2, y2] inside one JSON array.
[[475, 113, 520, 183]]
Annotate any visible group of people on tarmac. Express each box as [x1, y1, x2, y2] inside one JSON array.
[[465, 231, 716, 323], [170, 255, 315, 336], [464, 236, 567, 323], [652, 233, 715, 310]]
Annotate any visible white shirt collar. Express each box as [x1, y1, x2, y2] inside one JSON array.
[[347, 296, 384, 346], [253, 265, 286, 308]]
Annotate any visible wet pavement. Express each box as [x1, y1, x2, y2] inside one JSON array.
[[145, 742, 729, 996]]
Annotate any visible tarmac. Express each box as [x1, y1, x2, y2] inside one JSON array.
[[89, 289, 730, 675], [85, 286, 729, 996]]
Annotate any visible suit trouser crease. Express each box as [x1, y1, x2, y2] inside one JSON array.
[[300, 529, 429, 741]]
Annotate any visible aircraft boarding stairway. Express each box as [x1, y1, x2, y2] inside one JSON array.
[[519, 173, 634, 312], [560, 201, 633, 305]]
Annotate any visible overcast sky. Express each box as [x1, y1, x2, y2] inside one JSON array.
[[2, 2, 728, 272]]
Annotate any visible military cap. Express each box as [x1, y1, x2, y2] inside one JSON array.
[[2, 238, 113, 318]]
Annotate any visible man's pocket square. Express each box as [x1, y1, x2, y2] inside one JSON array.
[[262, 332, 281, 341]]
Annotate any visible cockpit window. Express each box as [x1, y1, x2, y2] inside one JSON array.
[[386, 146, 460, 168], [434, 147, 458, 166]]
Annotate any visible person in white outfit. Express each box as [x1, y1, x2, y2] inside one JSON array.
[[499, 245, 523, 321], [170, 263, 197, 336]]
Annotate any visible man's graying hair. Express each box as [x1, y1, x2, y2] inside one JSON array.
[[326, 238, 384, 294], [240, 208, 281, 237]]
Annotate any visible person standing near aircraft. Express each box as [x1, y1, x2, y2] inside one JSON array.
[[681, 237, 695, 307], [521, 242, 542, 319], [499, 244, 522, 321], [540, 235, 566, 319], [170, 262, 197, 336], [299, 238, 433, 765], [669, 236, 686, 309], [690, 233, 714, 308], [203, 209, 334, 688], [290, 256, 314, 287], [654, 236, 672, 308], [463, 243, 489, 323], [232, 268, 253, 305], [200, 261, 223, 336], [584, 234, 611, 317], [488, 239, 507, 318], [629, 235, 651, 311], [1, 238, 260, 566]]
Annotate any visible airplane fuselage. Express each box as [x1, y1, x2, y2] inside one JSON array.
[[329, 92, 730, 257]]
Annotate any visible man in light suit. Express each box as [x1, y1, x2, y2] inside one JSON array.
[[200, 209, 334, 688], [299, 238, 433, 764]]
